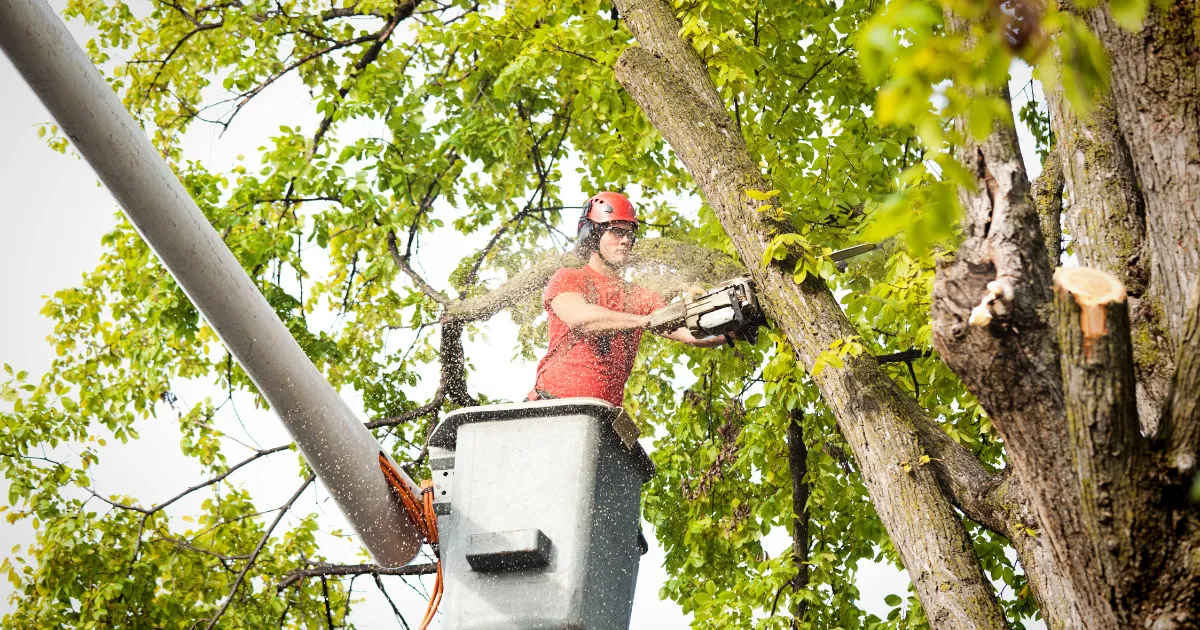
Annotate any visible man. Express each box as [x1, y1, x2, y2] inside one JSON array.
[[528, 191, 730, 404]]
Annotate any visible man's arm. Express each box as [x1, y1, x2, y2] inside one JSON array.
[[550, 292, 650, 335], [659, 327, 730, 348]]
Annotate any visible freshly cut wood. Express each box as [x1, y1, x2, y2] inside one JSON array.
[[1054, 267, 1128, 348]]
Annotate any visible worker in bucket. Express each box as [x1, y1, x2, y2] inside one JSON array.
[[527, 191, 732, 404]]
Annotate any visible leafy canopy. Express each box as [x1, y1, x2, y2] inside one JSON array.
[[0, 0, 1114, 626]]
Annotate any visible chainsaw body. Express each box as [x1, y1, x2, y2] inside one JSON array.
[[648, 277, 764, 343]]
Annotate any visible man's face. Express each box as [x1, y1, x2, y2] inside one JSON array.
[[597, 220, 637, 267]]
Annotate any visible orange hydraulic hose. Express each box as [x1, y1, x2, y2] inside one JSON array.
[[379, 454, 443, 629]]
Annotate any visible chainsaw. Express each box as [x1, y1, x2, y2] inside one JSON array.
[[645, 244, 877, 344], [647, 277, 766, 344]]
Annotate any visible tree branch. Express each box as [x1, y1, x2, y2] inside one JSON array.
[[277, 561, 438, 591], [387, 229, 450, 305], [204, 474, 315, 630], [1054, 267, 1156, 627]]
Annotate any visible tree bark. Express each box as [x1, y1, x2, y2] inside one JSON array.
[[1032, 144, 1064, 269], [787, 409, 810, 625], [1084, 3, 1200, 361], [930, 75, 1128, 628], [611, 2, 1013, 627], [1045, 86, 1170, 429], [1053, 268, 1158, 628]]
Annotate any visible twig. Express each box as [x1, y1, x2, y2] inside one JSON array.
[[204, 474, 315, 630]]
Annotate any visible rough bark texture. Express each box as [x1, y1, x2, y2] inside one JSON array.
[[913, 419, 1083, 629], [1054, 268, 1159, 627], [1085, 3, 1200, 362], [1045, 86, 1170, 429], [1161, 272, 1200, 472], [1032, 145, 1065, 269], [612, 1, 1015, 627], [787, 410, 810, 624], [932, 78, 1116, 624]]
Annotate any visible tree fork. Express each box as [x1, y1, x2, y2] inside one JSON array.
[[612, 1, 1013, 626]]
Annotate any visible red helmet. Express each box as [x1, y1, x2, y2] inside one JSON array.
[[577, 191, 638, 254], [580, 191, 638, 229]]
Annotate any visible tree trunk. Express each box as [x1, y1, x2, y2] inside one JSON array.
[[1044, 86, 1171, 429], [611, 1, 1015, 627], [1084, 3, 1200, 361]]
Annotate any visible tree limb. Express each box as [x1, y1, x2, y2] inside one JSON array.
[[204, 474, 315, 630], [1054, 267, 1157, 627], [387, 229, 451, 305], [277, 561, 438, 591]]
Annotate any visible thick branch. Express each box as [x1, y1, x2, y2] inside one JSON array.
[[277, 561, 438, 591], [612, 3, 1010, 627], [1032, 145, 1064, 269], [1054, 267, 1156, 627], [1161, 274, 1200, 472]]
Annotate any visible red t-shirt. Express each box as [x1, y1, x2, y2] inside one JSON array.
[[531, 266, 666, 405]]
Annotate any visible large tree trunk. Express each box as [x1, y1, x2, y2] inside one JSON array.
[[1084, 3, 1200, 368], [930, 8, 1200, 627], [610, 1, 1054, 627]]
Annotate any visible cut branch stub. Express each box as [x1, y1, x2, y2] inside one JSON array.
[[1054, 265, 1157, 627], [1055, 267, 1128, 359]]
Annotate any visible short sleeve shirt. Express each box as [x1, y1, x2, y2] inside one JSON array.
[[532, 266, 666, 405]]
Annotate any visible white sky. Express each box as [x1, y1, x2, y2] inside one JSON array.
[[0, 4, 1048, 628]]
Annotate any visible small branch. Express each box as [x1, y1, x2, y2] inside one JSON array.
[[153, 445, 290, 514], [374, 574, 412, 630], [386, 229, 450, 305], [277, 561, 438, 591], [204, 474, 315, 630], [366, 392, 445, 429], [223, 32, 380, 128], [874, 348, 931, 364]]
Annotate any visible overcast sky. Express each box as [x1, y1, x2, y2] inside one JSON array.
[[0, 3, 1050, 627]]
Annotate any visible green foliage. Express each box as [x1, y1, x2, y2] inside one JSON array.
[[1, 0, 1122, 625]]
